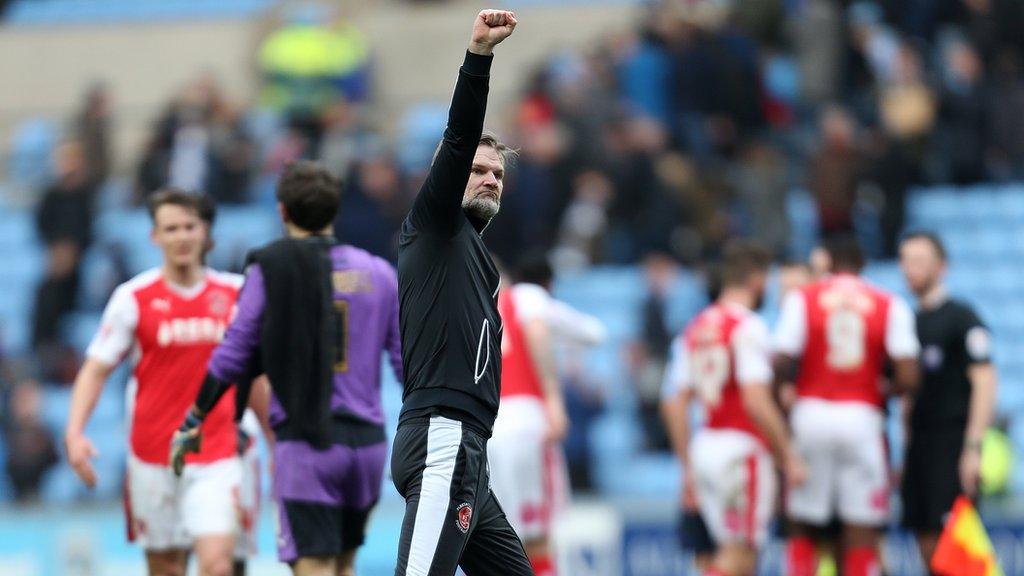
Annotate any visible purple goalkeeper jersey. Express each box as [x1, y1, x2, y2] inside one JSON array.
[[208, 244, 403, 428]]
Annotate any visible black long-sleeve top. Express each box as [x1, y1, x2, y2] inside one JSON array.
[[396, 51, 503, 435]]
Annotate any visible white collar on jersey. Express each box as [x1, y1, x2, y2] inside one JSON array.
[[162, 268, 210, 300]]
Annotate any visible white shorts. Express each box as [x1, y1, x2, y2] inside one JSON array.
[[787, 399, 890, 527], [690, 429, 776, 547], [234, 444, 261, 559], [126, 453, 242, 551], [488, 396, 570, 542]]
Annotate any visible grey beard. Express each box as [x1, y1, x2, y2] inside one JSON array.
[[462, 196, 500, 222]]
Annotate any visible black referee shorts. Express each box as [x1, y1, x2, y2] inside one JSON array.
[[391, 415, 534, 576], [901, 428, 964, 532]]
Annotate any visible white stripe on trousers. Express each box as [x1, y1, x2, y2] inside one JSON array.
[[406, 416, 462, 575]]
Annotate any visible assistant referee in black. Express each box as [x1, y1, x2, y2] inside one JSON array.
[[390, 10, 534, 576], [899, 231, 998, 572]]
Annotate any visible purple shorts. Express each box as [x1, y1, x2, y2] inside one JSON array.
[[273, 440, 387, 563]]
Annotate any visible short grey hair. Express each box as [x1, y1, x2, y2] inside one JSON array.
[[432, 129, 519, 167], [478, 130, 518, 168]]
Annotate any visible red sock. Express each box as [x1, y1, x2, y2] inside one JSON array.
[[530, 554, 555, 576], [844, 546, 880, 576], [787, 537, 818, 576]]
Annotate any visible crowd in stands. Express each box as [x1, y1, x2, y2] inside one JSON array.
[[4, 0, 1024, 500]]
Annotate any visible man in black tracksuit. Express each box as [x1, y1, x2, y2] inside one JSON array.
[[391, 10, 534, 576]]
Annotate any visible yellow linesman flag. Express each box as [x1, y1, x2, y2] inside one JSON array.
[[931, 496, 1004, 576]]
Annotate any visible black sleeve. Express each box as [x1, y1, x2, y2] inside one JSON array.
[[407, 51, 493, 236], [960, 304, 992, 365], [194, 372, 235, 419]]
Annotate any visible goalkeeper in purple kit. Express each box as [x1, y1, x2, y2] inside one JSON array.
[[171, 161, 403, 576]]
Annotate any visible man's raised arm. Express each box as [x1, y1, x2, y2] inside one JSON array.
[[407, 9, 516, 235]]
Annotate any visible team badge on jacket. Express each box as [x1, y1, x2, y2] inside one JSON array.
[[456, 503, 473, 533]]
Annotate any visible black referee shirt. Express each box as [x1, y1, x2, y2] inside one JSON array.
[[396, 51, 503, 435], [911, 297, 992, 431]]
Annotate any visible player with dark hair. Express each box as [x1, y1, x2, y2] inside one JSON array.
[[191, 195, 270, 576], [389, 10, 536, 576], [900, 231, 997, 572], [170, 160, 403, 576], [66, 189, 244, 576], [774, 235, 920, 576], [662, 241, 806, 576], [489, 252, 606, 575]]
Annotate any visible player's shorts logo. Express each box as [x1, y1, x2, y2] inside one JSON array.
[[456, 503, 473, 533]]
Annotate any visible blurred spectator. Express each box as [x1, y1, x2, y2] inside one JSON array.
[[550, 170, 613, 271], [3, 380, 58, 503], [626, 253, 678, 452], [985, 50, 1024, 180], [933, 37, 988, 184], [258, 6, 371, 145], [75, 82, 111, 185], [809, 106, 862, 237], [319, 101, 370, 179], [30, 241, 81, 355], [206, 102, 254, 204], [960, 0, 1024, 67], [732, 138, 790, 258], [166, 77, 219, 194], [653, 152, 726, 263], [604, 117, 678, 262], [136, 75, 253, 203], [135, 132, 171, 201], [666, 3, 764, 158], [32, 140, 96, 356], [614, 22, 672, 124], [791, 0, 844, 103], [860, 41, 933, 256], [265, 119, 314, 178], [333, 152, 408, 261], [561, 372, 605, 492], [878, 43, 936, 143], [486, 121, 573, 264], [36, 139, 96, 251]]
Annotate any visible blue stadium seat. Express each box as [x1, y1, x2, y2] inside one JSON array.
[[62, 312, 102, 353], [245, 108, 285, 165], [397, 103, 448, 172], [208, 205, 280, 270], [96, 178, 133, 211], [6, 119, 56, 191], [786, 188, 819, 260], [994, 185, 1024, 222], [78, 247, 118, 312], [997, 366, 1024, 415], [40, 385, 72, 435], [94, 209, 161, 274], [41, 463, 87, 503], [598, 453, 678, 497], [0, 208, 37, 246], [0, 242, 40, 355], [863, 262, 905, 295]]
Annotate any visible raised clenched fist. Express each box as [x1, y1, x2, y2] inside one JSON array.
[[469, 10, 517, 55]]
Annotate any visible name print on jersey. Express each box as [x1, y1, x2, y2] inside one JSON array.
[[156, 317, 228, 347]]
